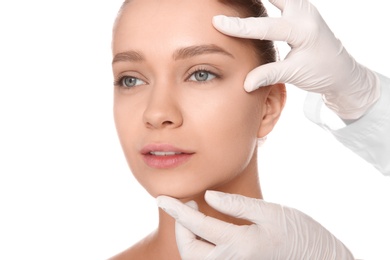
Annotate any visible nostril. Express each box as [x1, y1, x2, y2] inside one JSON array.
[[162, 120, 174, 125], [145, 119, 177, 129], [142, 99, 183, 129]]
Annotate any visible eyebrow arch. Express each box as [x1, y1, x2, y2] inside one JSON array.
[[112, 51, 144, 64], [112, 44, 235, 64], [173, 44, 235, 60]]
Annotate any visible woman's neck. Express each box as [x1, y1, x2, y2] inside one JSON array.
[[151, 158, 263, 259]]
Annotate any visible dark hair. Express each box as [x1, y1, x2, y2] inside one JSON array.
[[218, 0, 277, 65]]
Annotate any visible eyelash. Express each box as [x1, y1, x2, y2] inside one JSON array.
[[114, 67, 221, 89], [113, 76, 123, 88], [113, 76, 144, 89], [186, 67, 220, 83]]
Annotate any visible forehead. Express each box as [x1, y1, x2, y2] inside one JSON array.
[[116, 0, 241, 31], [112, 0, 251, 57]]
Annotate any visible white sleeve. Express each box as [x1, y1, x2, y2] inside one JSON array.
[[303, 73, 390, 176]]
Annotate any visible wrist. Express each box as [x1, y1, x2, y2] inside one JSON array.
[[323, 69, 381, 120]]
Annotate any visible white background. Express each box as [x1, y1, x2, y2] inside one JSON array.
[[0, 0, 389, 259]]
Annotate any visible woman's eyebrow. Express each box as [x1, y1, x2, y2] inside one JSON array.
[[173, 44, 235, 60], [112, 51, 144, 64], [112, 44, 234, 64]]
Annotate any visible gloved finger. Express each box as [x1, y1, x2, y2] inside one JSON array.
[[157, 195, 239, 245], [175, 222, 215, 260], [185, 200, 198, 210], [205, 190, 278, 225], [268, 0, 286, 10], [212, 15, 292, 42], [175, 201, 215, 260], [269, 0, 312, 11], [243, 59, 296, 91]]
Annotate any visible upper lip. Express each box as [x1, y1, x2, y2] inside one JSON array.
[[140, 143, 194, 155]]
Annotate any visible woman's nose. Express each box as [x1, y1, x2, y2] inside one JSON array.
[[142, 87, 183, 129]]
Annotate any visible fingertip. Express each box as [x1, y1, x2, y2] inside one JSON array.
[[212, 14, 225, 23], [156, 196, 182, 219], [185, 200, 199, 210], [205, 191, 238, 214], [156, 195, 173, 208], [203, 191, 219, 206], [244, 80, 262, 92], [244, 83, 256, 92], [155, 195, 166, 207], [205, 190, 227, 199], [244, 67, 271, 92], [212, 15, 231, 34]]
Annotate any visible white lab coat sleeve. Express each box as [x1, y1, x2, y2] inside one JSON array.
[[303, 73, 390, 176]]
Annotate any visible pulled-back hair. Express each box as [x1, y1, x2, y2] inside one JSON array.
[[218, 0, 277, 65]]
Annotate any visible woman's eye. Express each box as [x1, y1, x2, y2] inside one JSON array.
[[120, 76, 146, 88], [189, 70, 216, 82]]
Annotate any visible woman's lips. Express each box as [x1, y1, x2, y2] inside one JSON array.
[[142, 153, 193, 169], [141, 144, 194, 169]]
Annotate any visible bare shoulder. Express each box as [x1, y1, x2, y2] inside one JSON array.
[[108, 243, 143, 260], [108, 233, 155, 260]]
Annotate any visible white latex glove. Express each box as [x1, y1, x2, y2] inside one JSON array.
[[157, 191, 354, 260], [212, 0, 380, 120]]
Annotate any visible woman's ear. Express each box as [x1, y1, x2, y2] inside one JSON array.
[[257, 83, 286, 138]]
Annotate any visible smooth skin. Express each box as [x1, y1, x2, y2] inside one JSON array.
[[157, 0, 376, 258], [110, 0, 285, 259]]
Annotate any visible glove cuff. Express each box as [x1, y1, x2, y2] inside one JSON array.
[[323, 69, 381, 120]]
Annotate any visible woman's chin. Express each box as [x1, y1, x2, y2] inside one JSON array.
[[149, 185, 208, 201]]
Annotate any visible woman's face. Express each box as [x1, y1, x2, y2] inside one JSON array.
[[112, 0, 272, 199]]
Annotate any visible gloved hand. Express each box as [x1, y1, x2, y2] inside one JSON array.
[[157, 191, 354, 260], [212, 0, 380, 120]]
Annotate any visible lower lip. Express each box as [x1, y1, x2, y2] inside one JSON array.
[[142, 153, 193, 169]]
